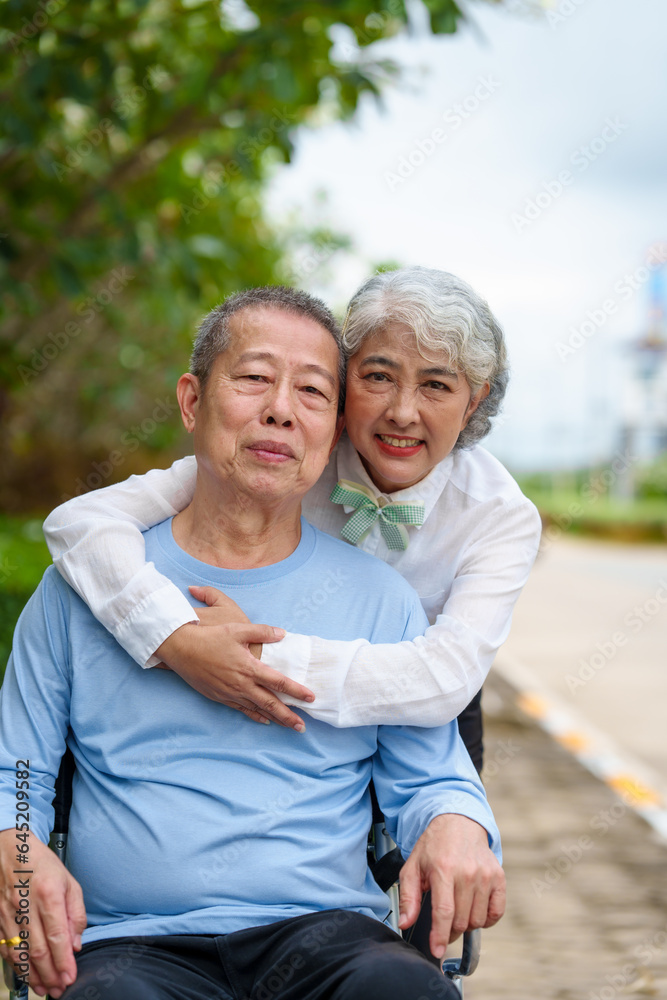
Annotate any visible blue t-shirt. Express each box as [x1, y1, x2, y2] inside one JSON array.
[[0, 517, 499, 943]]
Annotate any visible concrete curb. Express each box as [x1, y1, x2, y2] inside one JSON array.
[[493, 653, 667, 842]]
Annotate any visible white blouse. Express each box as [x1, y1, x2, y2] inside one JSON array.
[[43, 435, 542, 727]]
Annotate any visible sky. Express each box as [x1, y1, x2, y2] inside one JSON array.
[[265, 0, 667, 472]]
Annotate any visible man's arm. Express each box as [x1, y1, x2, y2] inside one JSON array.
[[372, 720, 504, 959], [0, 574, 86, 998]]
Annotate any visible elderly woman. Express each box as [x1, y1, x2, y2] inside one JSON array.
[[43, 267, 542, 770]]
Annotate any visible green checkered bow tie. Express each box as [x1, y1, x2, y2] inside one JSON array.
[[329, 479, 425, 551]]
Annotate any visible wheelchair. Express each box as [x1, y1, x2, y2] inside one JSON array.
[[4, 750, 480, 1000]]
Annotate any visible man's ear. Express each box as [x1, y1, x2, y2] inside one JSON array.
[[462, 381, 490, 428], [177, 373, 201, 433], [330, 414, 345, 455]]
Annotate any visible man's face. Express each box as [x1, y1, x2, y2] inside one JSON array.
[[177, 305, 343, 507]]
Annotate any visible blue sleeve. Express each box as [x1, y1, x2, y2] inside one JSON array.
[[398, 593, 429, 640], [371, 721, 502, 862], [370, 586, 501, 861], [0, 570, 72, 842]]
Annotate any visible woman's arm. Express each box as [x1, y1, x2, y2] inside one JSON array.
[[45, 462, 542, 729], [179, 498, 542, 727], [43, 459, 313, 730], [43, 457, 200, 666], [262, 498, 543, 727]]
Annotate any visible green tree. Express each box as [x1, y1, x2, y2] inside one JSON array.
[[0, 0, 498, 510]]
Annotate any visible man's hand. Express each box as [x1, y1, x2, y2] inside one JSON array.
[[155, 585, 315, 731], [398, 813, 506, 960], [0, 829, 86, 998]]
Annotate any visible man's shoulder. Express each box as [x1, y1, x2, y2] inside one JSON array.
[[33, 564, 76, 607], [12, 564, 88, 646]]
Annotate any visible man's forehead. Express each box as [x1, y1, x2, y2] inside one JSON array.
[[230, 303, 324, 334], [227, 305, 340, 370]]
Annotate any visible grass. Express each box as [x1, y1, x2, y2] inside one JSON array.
[[0, 515, 52, 683], [521, 488, 667, 543]]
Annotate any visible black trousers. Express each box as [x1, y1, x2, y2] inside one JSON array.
[[61, 910, 459, 1000], [456, 688, 483, 774]]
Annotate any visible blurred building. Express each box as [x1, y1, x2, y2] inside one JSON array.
[[616, 247, 667, 497]]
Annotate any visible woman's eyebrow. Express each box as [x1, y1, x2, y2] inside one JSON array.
[[418, 366, 459, 379], [357, 354, 400, 369], [357, 355, 459, 380]]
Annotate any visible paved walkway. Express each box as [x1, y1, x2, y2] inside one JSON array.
[[470, 674, 667, 1000], [502, 535, 667, 775]]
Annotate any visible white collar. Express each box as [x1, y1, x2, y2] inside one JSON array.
[[334, 435, 454, 528]]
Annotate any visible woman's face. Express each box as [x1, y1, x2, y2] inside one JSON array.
[[344, 323, 489, 494]]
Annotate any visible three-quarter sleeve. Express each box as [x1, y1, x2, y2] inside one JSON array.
[[43, 457, 198, 666]]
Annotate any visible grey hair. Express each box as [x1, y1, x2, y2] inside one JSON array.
[[341, 267, 509, 448], [190, 285, 345, 411]]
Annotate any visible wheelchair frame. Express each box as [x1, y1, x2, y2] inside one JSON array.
[[4, 752, 480, 999]]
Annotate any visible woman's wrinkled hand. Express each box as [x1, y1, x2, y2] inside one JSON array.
[[154, 585, 314, 731]]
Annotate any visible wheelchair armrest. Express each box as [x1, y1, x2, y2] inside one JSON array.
[[442, 927, 481, 979], [369, 824, 481, 981], [3, 959, 29, 999]]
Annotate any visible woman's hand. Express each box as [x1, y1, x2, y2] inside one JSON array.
[[154, 585, 314, 731]]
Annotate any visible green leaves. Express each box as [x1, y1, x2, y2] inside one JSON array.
[[0, 0, 486, 509]]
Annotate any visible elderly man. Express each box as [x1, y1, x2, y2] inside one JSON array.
[[0, 286, 503, 1000]]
